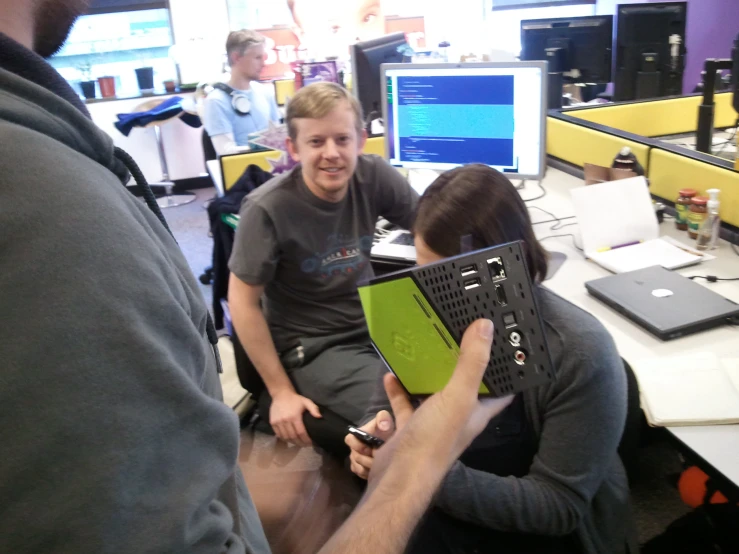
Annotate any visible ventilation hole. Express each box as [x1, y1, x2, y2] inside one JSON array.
[[521, 292, 526, 299], [530, 309, 535, 316], [530, 328, 535, 336], [540, 345, 545, 353], [516, 254, 520, 261]]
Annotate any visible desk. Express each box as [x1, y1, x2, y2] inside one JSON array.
[[532, 164, 739, 495]]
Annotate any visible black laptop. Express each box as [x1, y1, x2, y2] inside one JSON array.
[[585, 265, 739, 340]]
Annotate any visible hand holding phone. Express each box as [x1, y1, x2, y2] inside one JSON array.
[[347, 425, 385, 448]]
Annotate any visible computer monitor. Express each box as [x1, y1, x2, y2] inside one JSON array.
[[520, 15, 613, 83], [351, 32, 408, 128], [381, 62, 547, 181], [614, 2, 688, 101]]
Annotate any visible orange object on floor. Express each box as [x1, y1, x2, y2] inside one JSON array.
[[678, 466, 730, 508]]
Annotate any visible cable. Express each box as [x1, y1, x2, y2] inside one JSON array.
[[688, 275, 739, 282], [528, 206, 577, 231], [520, 180, 546, 202], [556, 221, 579, 230], [539, 233, 584, 252]]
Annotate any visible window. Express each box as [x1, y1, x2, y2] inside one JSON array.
[[49, 7, 176, 100], [226, 0, 293, 30]]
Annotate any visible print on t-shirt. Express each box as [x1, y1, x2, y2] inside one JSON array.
[[301, 234, 374, 278]]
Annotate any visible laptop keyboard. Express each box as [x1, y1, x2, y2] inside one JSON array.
[[390, 232, 414, 246]]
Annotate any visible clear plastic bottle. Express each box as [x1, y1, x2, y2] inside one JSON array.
[[696, 188, 721, 250]]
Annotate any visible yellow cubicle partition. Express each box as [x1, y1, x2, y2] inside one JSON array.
[[649, 149, 739, 228], [547, 92, 739, 228], [565, 92, 736, 138], [547, 117, 650, 172], [220, 150, 284, 191], [219, 136, 387, 191]]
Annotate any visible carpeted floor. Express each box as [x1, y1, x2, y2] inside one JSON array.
[[165, 186, 693, 550]]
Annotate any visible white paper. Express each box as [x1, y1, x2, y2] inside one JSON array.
[[661, 235, 716, 262], [633, 353, 739, 426], [571, 178, 707, 273], [571, 177, 658, 255], [587, 238, 703, 273]]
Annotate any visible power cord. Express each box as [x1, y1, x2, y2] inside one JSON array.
[[528, 206, 577, 230], [528, 206, 583, 250], [688, 275, 739, 283], [520, 180, 547, 202], [539, 233, 584, 252]]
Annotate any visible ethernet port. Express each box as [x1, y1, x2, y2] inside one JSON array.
[[487, 257, 506, 281]]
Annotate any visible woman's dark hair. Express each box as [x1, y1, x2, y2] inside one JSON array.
[[413, 164, 549, 283]]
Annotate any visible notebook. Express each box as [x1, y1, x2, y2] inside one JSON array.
[[632, 352, 739, 426], [571, 177, 705, 273]]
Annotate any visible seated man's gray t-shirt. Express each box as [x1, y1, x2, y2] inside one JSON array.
[[229, 154, 418, 353]]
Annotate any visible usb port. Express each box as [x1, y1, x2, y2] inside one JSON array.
[[487, 257, 506, 281], [495, 284, 508, 306], [464, 277, 482, 290], [460, 264, 477, 277]]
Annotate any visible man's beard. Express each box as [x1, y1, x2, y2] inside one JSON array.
[[33, 0, 90, 58]]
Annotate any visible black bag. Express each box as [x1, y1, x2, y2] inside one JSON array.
[[641, 503, 739, 554]]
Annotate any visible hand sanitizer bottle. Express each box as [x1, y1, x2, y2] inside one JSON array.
[[696, 188, 721, 250]]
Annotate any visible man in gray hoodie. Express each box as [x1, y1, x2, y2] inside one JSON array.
[[0, 2, 515, 553]]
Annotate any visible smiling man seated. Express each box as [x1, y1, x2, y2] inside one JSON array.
[[228, 82, 418, 456]]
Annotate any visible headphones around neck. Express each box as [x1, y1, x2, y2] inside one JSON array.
[[213, 83, 251, 116]]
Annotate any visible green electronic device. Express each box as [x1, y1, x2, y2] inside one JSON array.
[[359, 241, 555, 397]]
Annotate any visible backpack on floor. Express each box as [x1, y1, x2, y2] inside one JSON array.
[[642, 468, 739, 554]]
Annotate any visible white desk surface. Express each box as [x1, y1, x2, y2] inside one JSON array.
[[206, 159, 224, 197], [534, 165, 739, 489]]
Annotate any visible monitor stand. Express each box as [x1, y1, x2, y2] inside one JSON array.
[[548, 72, 564, 110]]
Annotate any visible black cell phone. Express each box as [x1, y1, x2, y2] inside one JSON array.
[[347, 425, 385, 448]]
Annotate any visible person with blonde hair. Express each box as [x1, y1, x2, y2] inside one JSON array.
[[203, 29, 280, 156], [228, 82, 418, 456]]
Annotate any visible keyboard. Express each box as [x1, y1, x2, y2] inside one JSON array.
[[389, 232, 414, 246]]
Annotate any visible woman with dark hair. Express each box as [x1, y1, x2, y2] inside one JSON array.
[[347, 165, 636, 554]]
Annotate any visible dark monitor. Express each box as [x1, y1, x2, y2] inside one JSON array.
[[350, 32, 408, 128], [520, 15, 613, 83], [614, 2, 688, 101]]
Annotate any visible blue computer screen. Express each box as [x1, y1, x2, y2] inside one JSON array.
[[384, 65, 544, 177]]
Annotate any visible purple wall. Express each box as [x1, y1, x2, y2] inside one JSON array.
[[597, 0, 739, 91]]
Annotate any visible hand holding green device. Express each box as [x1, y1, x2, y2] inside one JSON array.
[[359, 242, 554, 397]]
